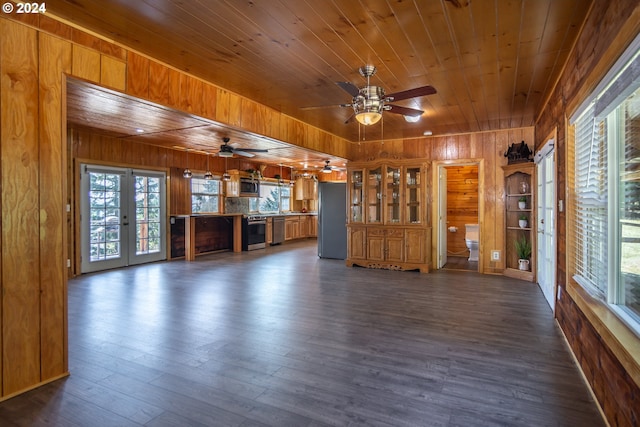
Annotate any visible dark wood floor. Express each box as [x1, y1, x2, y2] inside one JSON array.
[[0, 240, 604, 426], [443, 256, 478, 272]]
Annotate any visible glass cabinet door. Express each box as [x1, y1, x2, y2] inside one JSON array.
[[405, 167, 422, 224], [349, 169, 364, 222], [385, 166, 401, 223], [367, 167, 382, 223]]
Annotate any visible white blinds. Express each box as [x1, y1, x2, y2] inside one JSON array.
[[572, 104, 609, 296]]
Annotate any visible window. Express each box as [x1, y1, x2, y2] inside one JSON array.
[[191, 177, 221, 213], [249, 182, 291, 213], [571, 36, 640, 331]]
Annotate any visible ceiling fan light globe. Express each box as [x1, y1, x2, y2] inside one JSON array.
[[322, 166, 332, 173], [218, 151, 233, 158], [356, 111, 382, 125]]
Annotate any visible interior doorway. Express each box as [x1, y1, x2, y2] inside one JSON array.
[[437, 163, 480, 271], [80, 164, 167, 273]]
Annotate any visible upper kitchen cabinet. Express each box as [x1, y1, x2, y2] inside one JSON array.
[[294, 177, 317, 201]]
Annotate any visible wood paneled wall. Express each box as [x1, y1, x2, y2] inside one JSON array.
[[350, 128, 533, 274], [0, 10, 349, 400], [445, 165, 479, 257], [0, 18, 69, 398], [535, 1, 640, 426]]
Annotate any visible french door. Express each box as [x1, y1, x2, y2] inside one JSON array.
[[535, 141, 557, 310], [80, 164, 166, 273]]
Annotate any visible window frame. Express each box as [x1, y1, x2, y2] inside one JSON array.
[[191, 176, 222, 214], [569, 32, 640, 336]]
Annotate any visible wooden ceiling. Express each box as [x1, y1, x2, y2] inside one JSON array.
[[53, 0, 591, 159], [67, 79, 346, 169]]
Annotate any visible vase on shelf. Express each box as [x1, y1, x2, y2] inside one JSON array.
[[519, 181, 529, 194]]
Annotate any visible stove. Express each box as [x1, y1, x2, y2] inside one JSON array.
[[242, 215, 267, 250]]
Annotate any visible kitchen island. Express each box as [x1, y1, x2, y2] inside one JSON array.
[[171, 214, 243, 261]]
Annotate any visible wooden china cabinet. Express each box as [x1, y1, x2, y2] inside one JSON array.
[[346, 160, 432, 273]]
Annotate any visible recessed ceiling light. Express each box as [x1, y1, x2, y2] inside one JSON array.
[[135, 128, 144, 133], [423, 130, 433, 136], [404, 115, 420, 123]]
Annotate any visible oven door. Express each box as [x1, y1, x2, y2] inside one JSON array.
[[242, 218, 266, 250]]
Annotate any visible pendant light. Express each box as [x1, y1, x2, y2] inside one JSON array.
[[183, 149, 192, 179], [204, 152, 213, 180], [222, 156, 231, 181], [278, 164, 285, 186]]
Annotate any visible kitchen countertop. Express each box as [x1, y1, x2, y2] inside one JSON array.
[[171, 212, 316, 218]]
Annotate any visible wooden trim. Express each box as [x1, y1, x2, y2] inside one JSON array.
[[0, 372, 70, 403], [555, 319, 609, 426], [567, 279, 640, 389]]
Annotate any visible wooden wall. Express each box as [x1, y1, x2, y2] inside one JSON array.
[[0, 10, 348, 400], [350, 128, 533, 274], [445, 165, 479, 257], [535, 0, 640, 425], [0, 17, 69, 398]]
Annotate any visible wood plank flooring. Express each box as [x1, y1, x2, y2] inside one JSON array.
[[442, 256, 478, 272], [0, 240, 604, 426]]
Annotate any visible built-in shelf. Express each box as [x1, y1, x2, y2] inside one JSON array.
[[502, 162, 536, 282]]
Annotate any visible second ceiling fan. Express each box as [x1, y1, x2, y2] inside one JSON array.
[[217, 137, 268, 158], [306, 65, 437, 125]]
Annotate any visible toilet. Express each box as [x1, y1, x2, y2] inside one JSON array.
[[465, 224, 479, 262]]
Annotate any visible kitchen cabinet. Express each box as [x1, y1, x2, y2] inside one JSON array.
[[294, 177, 317, 200], [266, 217, 273, 245], [502, 162, 536, 282], [285, 216, 300, 240], [224, 170, 240, 197], [346, 160, 431, 273]]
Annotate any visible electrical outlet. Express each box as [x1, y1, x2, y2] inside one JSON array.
[[491, 250, 501, 261]]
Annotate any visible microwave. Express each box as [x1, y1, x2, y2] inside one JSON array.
[[239, 178, 260, 197]]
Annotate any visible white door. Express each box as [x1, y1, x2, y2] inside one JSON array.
[[438, 166, 448, 268], [81, 165, 166, 273], [535, 141, 556, 310]]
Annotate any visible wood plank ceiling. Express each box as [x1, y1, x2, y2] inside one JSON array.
[[52, 0, 591, 163]]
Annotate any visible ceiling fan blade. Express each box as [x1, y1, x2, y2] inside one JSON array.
[[344, 111, 355, 124], [301, 103, 351, 110], [336, 81, 360, 97], [386, 85, 436, 102], [386, 104, 424, 116], [231, 150, 256, 158], [236, 148, 268, 153]]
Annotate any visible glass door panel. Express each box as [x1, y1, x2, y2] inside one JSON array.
[[81, 165, 166, 273], [131, 170, 166, 265], [385, 166, 401, 223], [349, 169, 364, 222], [81, 167, 128, 272], [367, 167, 382, 223], [406, 167, 422, 224]]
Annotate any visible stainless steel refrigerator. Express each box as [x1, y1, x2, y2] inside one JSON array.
[[317, 182, 347, 259]]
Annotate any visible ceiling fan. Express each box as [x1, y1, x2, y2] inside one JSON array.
[[217, 137, 268, 158], [304, 65, 436, 125]]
